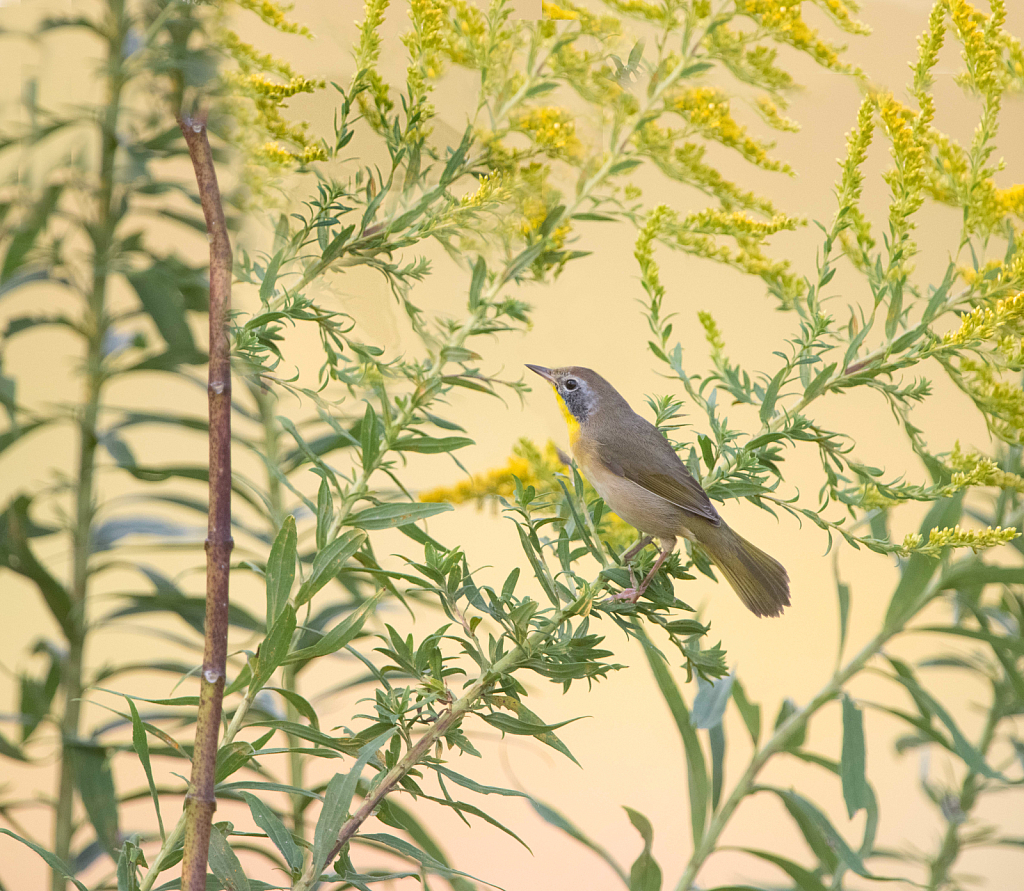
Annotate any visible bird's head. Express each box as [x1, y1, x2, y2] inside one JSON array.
[[525, 365, 626, 440]]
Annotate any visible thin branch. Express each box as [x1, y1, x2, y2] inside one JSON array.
[[177, 112, 234, 891]]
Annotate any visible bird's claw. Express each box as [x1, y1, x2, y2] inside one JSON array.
[[608, 587, 642, 604]]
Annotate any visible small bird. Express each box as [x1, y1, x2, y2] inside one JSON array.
[[526, 364, 789, 617]]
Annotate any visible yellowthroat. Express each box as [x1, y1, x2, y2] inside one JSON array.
[[526, 364, 789, 617]]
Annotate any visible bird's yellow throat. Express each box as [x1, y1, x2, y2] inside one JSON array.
[[553, 388, 581, 446]]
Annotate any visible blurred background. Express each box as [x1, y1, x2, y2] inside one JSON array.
[[2, 0, 1023, 888]]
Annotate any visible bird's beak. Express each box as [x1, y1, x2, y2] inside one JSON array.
[[525, 364, 557, 384]]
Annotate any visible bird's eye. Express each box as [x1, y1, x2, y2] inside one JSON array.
[[564, 379, 578, 391]]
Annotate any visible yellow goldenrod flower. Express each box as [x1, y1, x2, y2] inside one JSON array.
[[900, 523, 1019, 557]]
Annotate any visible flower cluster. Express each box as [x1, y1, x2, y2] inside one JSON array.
[[420, 438, 637, 549], [668, 86, 789, 173], [943, 291, 1024, 346], [959, 357, 1024, 443], [509, 106, 585, 162], [948, 442, 1024, 494], [698, 311, 727, 362], [735, 0, 862, 74], [218, 1, 327, 196], [900, 523, 1018, 556]]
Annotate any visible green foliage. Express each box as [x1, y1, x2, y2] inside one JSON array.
[[1, 1, 1023, 891]]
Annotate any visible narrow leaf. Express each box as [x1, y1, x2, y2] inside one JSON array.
[[128, 698, 165, 839], [640, 634, 707, 847], [295, 530, 366, 606], [347, 502, 452, 530], [312, 728, 396, 874], [284, 592, 383, 665], [240, 792, 303, 873], [208, 824, 251, 891], [840, 695, 869, 818], [692, 674, 734, 729], [0, 828, 88, 891], [265, 515, 297, 624]]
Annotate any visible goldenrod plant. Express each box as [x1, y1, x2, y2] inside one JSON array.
[[0, 1, 1022, 891]]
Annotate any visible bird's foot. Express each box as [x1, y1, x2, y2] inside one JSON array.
[[609, 587, 643, 604]]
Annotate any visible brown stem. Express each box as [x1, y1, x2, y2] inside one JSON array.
[[178, 113, 233, 891]]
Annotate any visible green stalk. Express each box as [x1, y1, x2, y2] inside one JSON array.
[[925, 685, 1002, 890], [674, 572, 944, 891], [290, 595, 589, 891], [51, 8, 127, 888]]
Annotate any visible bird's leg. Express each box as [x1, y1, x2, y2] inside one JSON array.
[[612, 537, 675, 603], [618, 535, 653, 593], [620, 534, 654, 564]]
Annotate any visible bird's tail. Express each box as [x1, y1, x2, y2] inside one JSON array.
[[693, 521, 790, 618]]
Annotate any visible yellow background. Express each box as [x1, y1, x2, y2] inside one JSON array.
[[1, 0, 1023, 888]]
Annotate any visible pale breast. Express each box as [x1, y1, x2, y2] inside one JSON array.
[[580, 450, 687, 539]]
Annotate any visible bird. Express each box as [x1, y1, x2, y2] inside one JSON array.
[[526, 364, 789, 617]]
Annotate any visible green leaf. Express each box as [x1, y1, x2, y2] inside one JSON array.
[[347, 502, 453, 530], [357, 831, 488, 886], [709, 723, 725, 811], [625, 808, 661, 891], [697, 434, 716, 472], [253, 604, 297, 690], [840, 695, 869, 818], [479, 703, 583, 765], [803, 362, 837, 402], [528, 798, 629, 886], [127, 264, 197, 354], [432, 765, 528, 799], [240, 792, 302, 873], [127, 698, 165, 839], [360, 403, 379, 472], [312, 728, 396, 874], [208, 824, 251, 891], [884, 495, 961, 631], [836, 577, 850, 662], [116, 839, 142, 891], [265, 516, 297, 624], [316, 479, 334, 551], [0, 828, 88, 891], [692, 674, 734, 729], [731, 679, 760, 746], [736, 849, 828, 891], [72, 743, 120, 857], [283, 592, 383, 665], [2, 184, 62, 283], [469, 256, 487, 309], [767, 788, 868, 876], [259, 248, 285, 301], [640, 633, 707, 848], [267, 686, 320, 731], [887, 658, 1001, 779], [215, 741, 256, 783], [0, 495, 74, 637], [759, 366, 787, 424], [295, 530, 366, 606], [480, 711, 582, 736], [392, 435, 474, 454]]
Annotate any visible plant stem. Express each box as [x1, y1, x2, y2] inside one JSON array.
[[51, 10, 127, 888], [178, 114, 234, 891], [674, 571, 943, 891], [925, 686, 1002, 890], [290, 598, 584, 891]]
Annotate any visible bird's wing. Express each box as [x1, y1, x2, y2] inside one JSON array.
[[597, 419, 721, 525]]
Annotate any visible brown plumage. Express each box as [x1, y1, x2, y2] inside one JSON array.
[[527, 364, 790, 617]]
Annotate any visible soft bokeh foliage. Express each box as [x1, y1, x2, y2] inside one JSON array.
[[1, 2, 1023, 891]]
